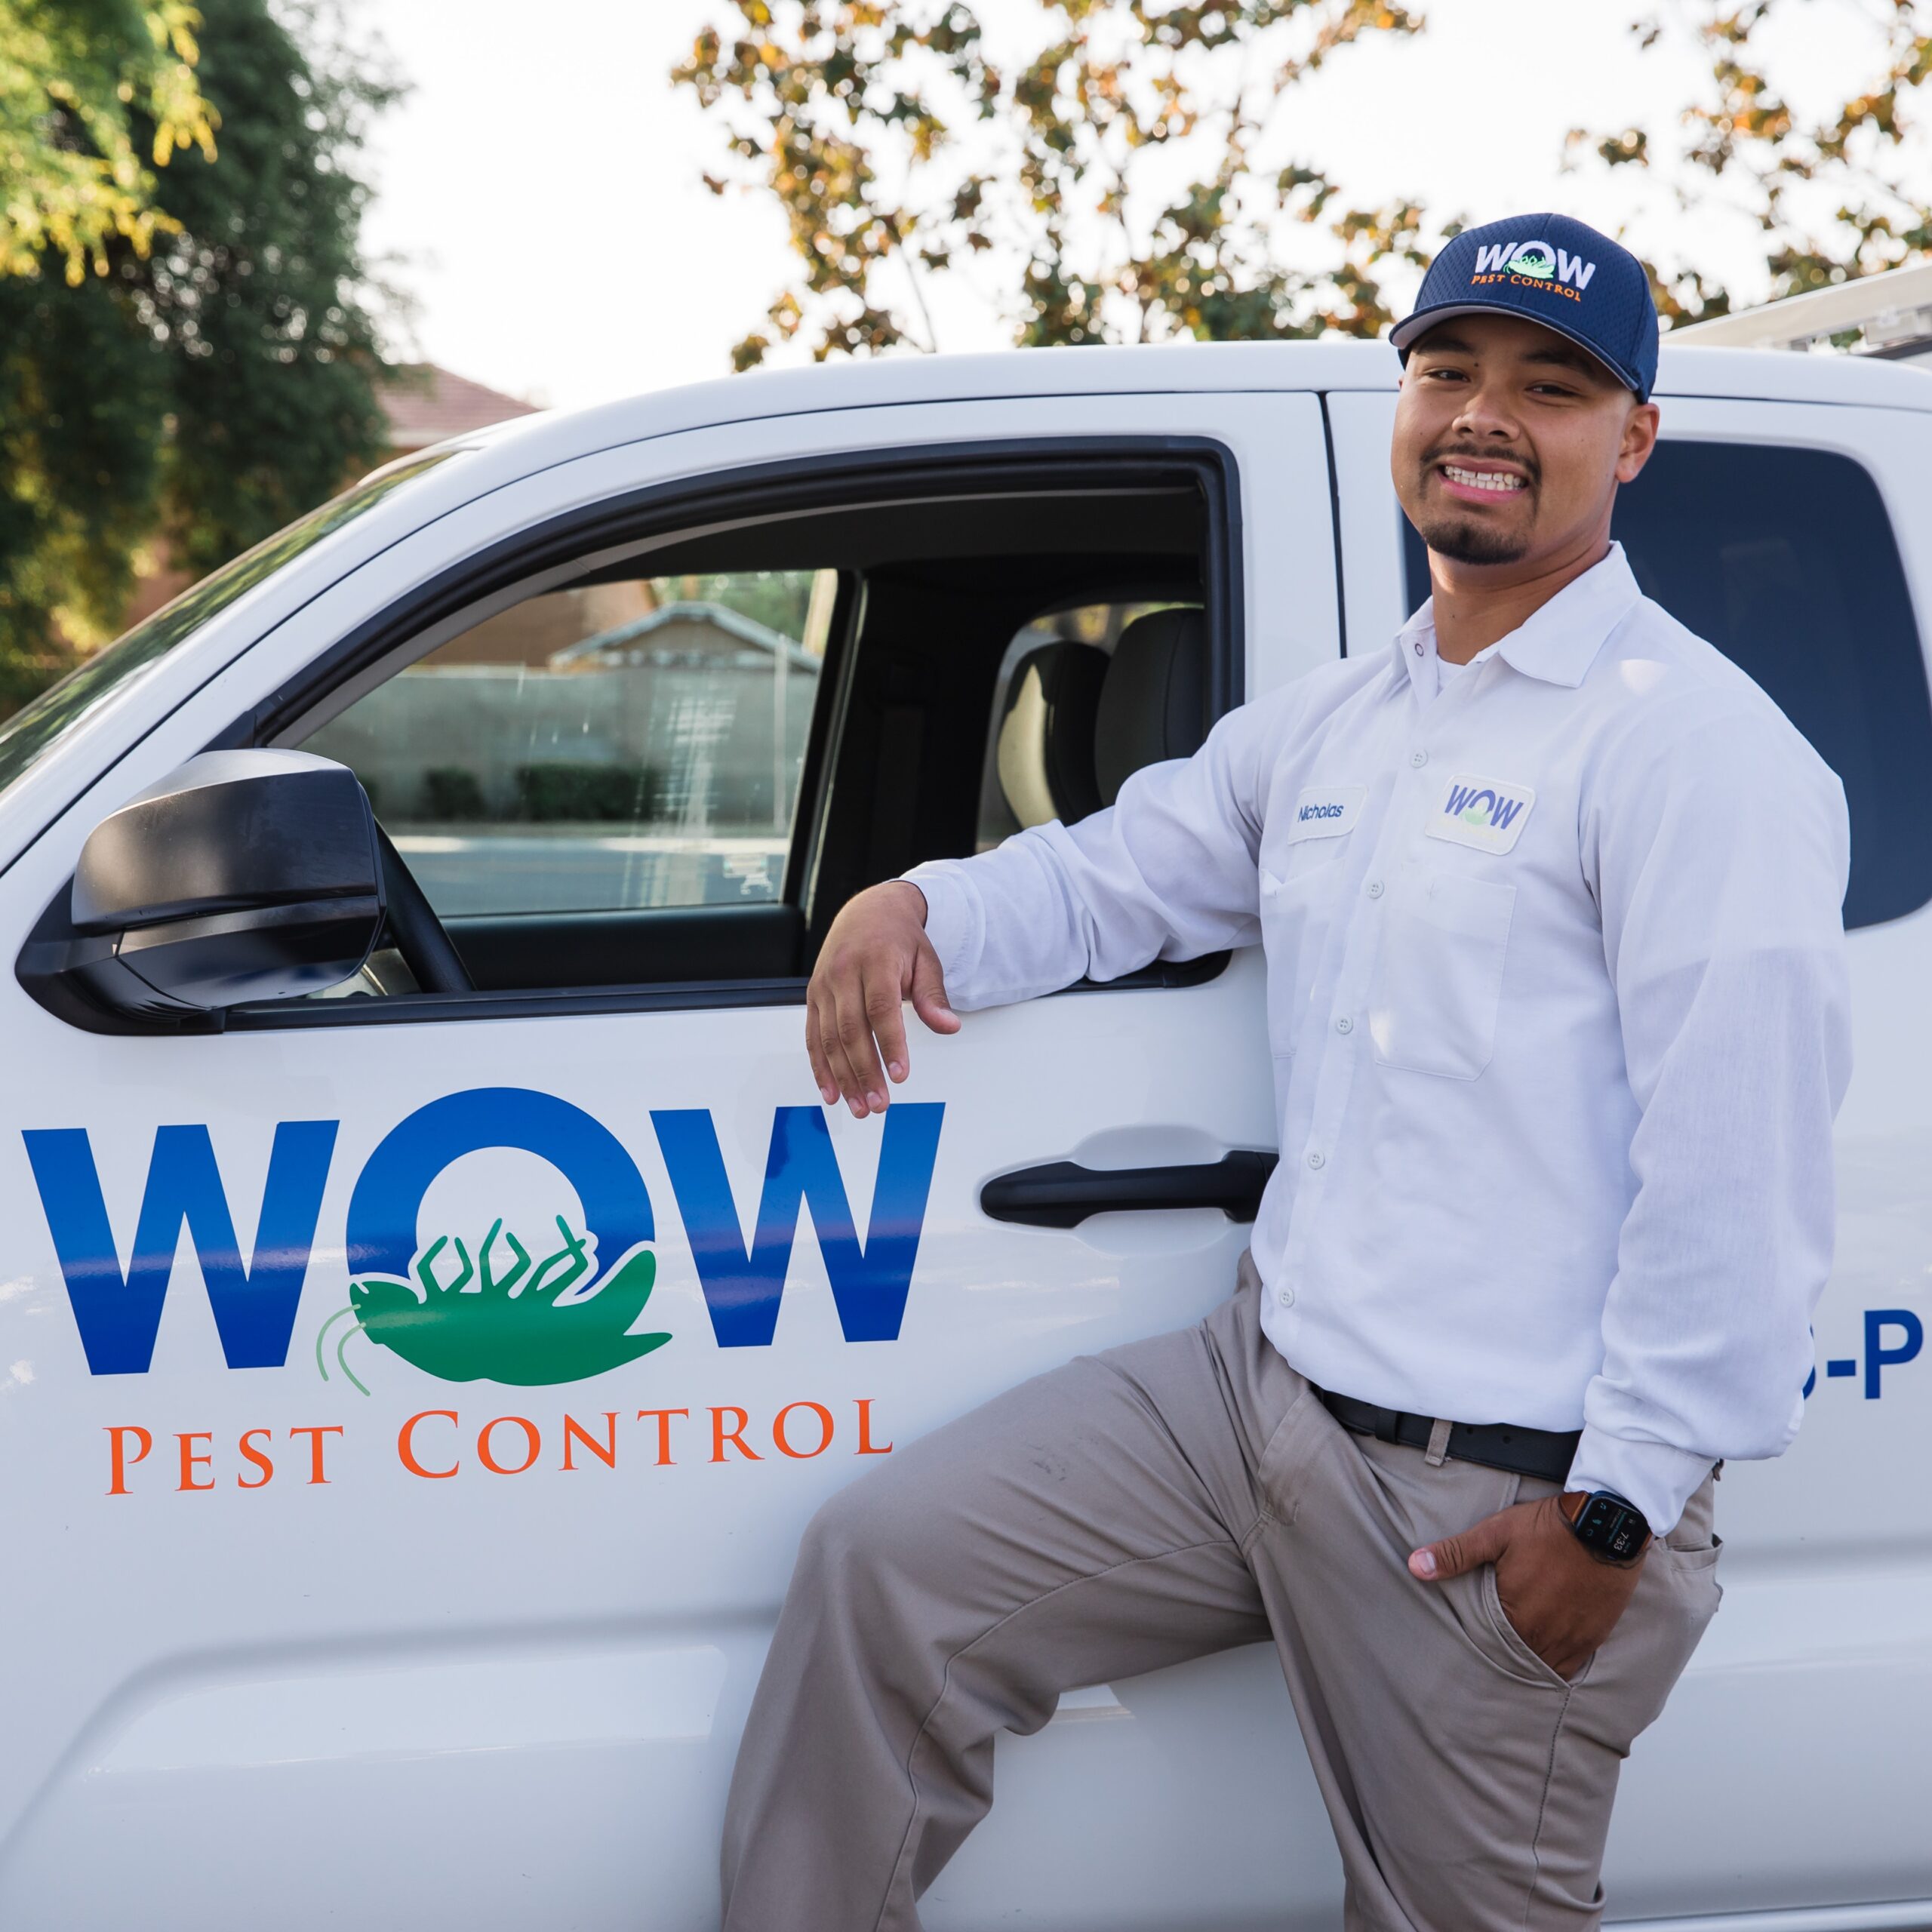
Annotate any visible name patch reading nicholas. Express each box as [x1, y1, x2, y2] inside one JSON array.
[[1286, 786, 1367, 843], [1426, 774, 1536, 854]]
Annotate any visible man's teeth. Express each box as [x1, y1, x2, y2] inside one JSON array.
[[1443, 464, 1524, 494]]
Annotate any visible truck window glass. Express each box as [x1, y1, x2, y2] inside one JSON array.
[[258, 457, 1229, 1015], [1402, 441, 1932, 930], [305, 568, 835, 918], [0, 448, 460, 804]]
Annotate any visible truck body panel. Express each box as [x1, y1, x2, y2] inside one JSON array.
[[0, 343, 1926, 1929]]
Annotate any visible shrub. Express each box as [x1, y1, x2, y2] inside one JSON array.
[[421, 767, 487, 820], [515, 763, 658, 822]]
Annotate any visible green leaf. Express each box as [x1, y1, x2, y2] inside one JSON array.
[[351, 1231, 672, 1387], [0, 0, 393, 700]]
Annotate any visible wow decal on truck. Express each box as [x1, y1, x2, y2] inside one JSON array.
[[331, 1089, 669, 1392], [24, 1088, 946, 1389]]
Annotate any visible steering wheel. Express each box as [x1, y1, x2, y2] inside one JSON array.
[[373, 823, 474, 994]]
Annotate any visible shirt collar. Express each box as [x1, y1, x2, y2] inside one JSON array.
[[1390, 542, 1641, 694]]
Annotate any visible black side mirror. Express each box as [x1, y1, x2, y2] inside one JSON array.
[[22, 751, 384, 1026]]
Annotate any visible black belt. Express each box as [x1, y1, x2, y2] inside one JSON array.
[[1315, 1387, 1580, 1485]]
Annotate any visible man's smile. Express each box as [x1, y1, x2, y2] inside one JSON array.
[[1435, 458, 1531, 503]]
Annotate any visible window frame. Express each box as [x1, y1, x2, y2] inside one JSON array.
[[210, 435, 1245, 1033]]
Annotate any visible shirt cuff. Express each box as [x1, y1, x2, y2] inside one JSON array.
[[1566, 1428, 1716, 1540], [900, 861, 980, 989]]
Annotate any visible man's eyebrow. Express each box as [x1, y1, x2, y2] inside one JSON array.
[[1524, 343, 1607, 380], [1413, 331, 1476, 356]]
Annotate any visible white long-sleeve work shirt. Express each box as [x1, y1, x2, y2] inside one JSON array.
[[906, 546, 1853, 1534]]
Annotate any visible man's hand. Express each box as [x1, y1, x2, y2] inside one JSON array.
[[1408, 1493, 1644, 1681], [807, 881, 961, 1117]]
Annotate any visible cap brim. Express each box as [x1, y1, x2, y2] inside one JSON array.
[[1390, 300, 1642, 398]]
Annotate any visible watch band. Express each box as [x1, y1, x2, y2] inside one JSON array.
[[1559, 1488, 1652, 1565]]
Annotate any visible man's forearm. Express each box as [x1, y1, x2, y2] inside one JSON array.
[[900, 833, 1097, 1013]]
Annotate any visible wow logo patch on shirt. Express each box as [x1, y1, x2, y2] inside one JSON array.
[[1426, 774, 1536, 854], [1285, 785, 1366, 843]]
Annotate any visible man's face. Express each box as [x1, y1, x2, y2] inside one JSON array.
[[1390, 312, 1660, 573]]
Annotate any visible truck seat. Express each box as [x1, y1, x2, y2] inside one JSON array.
[[1094, 607, 1208, 806], [995, 640, 1108, 828], [995, 608, 1208, 830]]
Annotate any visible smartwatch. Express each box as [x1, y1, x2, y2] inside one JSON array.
[[1558, 1489, 1652, 1566]]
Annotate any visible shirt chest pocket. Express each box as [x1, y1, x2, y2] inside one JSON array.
[[1257, 838, 1348, 1057], [1367, 864, 1516, 1081]]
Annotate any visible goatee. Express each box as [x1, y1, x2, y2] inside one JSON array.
[[1416, 516, 1532, 566]]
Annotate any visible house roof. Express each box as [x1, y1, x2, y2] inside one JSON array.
[[552, 601, 821, 672], [375, 365, 542, 451]]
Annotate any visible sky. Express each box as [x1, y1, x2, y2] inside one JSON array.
[[348, 0, 1900, 414]]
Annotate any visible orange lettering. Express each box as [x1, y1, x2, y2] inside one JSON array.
[[399, 1410, 460, 1479], [774, 1400, 834, 1460], [709, 1404, 761, 1463], [237, 1428, 274, 1490], [562, 1411, 619, 1472], [106, 1425, 152, 1496], [290, 1425, 343, 1484], [855, 1398, 894, 1456], [636, 1407, 689, 1466], [478, 1415, 540, 1475], [176, 1431, 215, 1492]]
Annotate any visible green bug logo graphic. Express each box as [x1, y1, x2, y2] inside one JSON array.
[[317, 1088, 669, 1392], [1509, 242, 1556, 280]]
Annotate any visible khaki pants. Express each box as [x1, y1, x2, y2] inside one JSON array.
[[721, 1255, 1721, 1931]]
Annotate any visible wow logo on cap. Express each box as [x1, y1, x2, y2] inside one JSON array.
[[1472, 238, 1595, 291]]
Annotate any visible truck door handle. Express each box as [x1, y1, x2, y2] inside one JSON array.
[[980, 1151, 1278, 1229]]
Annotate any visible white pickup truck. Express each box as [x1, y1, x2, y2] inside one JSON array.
[[0, 333, 1927, 1932]]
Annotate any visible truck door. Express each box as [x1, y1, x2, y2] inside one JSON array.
[[0, 388, 1347, 1932], [1329, 383, 1932, 1921]]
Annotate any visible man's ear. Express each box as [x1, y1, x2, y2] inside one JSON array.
[[1616, 401, 1661, 485]]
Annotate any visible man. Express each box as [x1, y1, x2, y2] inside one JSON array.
[[721, 214, 1852, 1930]]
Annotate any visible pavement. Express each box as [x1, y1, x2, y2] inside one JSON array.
[[392, 828, 790, 917]]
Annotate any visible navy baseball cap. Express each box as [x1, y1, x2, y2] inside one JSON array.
[[1391, 213, 1659, 402]]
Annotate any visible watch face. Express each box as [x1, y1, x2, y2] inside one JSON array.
[[1579, 1494, 1646, 1559]]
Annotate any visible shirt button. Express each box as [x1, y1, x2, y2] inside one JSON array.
[[1306, 1150, 1325, 1170], [1366, 878, 1384, 899], [1278, 1284, 1297, 1309], [1410, 749, 1427, 768], [1336, 1015, 1353, 1035]]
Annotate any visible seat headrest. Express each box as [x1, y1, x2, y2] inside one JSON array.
[[1094, 608, 1208, 806], [995, 640, 1107, 829]]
